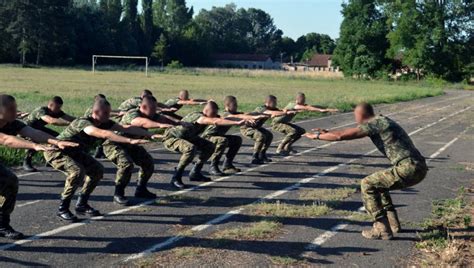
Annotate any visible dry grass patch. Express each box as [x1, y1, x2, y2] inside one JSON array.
[[299, 187, 357, 202], [246, 201, 331, 218], [214, 220, 282, 240]]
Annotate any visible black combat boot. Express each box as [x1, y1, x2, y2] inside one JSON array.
[[22, 150, 38, 172], [0, 213, 24, 240], [113, 184, 129, 206], [222, 157, 241, 174], [94, 145, 105, 159], [171, 168, 186, 190], [259, 150, 272, 163], [251, 153, 263, 165], [209, 160, 225, 176], [189, 163, 211, 182], [57, 198, 79, 222], [75, 194, 101, 217], [135, 179, 157, 199]]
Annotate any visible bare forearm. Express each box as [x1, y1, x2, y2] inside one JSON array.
[[1, 135, 38, 150]]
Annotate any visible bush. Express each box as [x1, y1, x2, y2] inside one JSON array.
[[166, 60, 184, 69]]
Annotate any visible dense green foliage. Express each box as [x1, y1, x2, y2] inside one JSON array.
[[333, 0, 473, 81], [0, 0, 332, 67]]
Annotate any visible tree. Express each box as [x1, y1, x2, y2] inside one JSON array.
[[333, 0, 390, 78], [141, 0, 154, 56], [152, 33, 169, 67]]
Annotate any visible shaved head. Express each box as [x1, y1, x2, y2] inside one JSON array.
[[296, 92, 306, 105], [140, 95, 158, 117], [354, 102, 375, 124], [141, 89, 153, 98], [265, 95, 277, 108], [179, 90, 189, 100], [92, 99, 111, 123], [203, 100, 219, 117], [0, 94, 17, 122], [224, 96, 238, 112]]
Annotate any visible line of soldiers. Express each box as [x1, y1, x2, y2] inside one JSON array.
[[0, 90, 427, 242]]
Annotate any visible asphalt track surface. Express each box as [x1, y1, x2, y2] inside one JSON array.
[[1, 90, 472, 267]]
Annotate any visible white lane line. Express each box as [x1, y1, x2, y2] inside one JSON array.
[[303, 125, 471, 251], [408, 104, 452, 120], [16, 200, 42, 208], [2, 101, 469, 253], [122, 106, 471, 262]]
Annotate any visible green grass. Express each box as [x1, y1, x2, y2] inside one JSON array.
[[246, 201, 332, 218], [0, 65, 444, 166], [214, 220, 282, 240]]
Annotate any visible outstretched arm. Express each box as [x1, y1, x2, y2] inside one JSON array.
[[304, 127, 367, 141], [0, 133, 51, 151], [19, 126, 78, 149], [294, 104, 339, 113], [178, 99, 208, 105], [130, 117, 174, 129], [61, 113, 76, 122], [84, 125, 150, 144], [197, 116, 245, 126], [40, 115, 71, 126]]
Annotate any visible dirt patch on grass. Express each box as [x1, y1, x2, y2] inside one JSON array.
[[246, 201, 331, 218], [299, 187, 357, 202], [214, 220, 282, 240]]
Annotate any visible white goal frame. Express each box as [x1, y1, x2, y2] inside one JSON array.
[[92, 55, 149, 76]]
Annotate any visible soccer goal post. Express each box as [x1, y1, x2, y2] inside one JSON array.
[[92, 55, 149, 76]]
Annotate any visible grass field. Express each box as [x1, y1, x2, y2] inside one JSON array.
[[0, 64, 445, 166]]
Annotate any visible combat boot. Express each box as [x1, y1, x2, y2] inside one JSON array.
[[189, 163, 212, 182], [75, 194, 101, 217], [0, 214, 24, 240], [386, 209, 402, 233], [94, 145, 105, 159], [259, 151, 272, 163], [209, 160, 225, 176], [251, 153, 263, 165], [361, 217, 393, 240], [135, 179, 157, 199], [57, 198, 79, 222], [113, 184, 129, 206], [22, 150, 38, 172], [276, 145, 289, 156], [171, 168, 186, 189], [222, 157, 241, 174]]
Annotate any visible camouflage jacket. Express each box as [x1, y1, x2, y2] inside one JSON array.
[[24, 106, 65, 128], [57, 117, 116, 151]]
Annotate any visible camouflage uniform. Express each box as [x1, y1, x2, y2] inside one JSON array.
[[238, 109, 273, 155], [162, 112, 215, 170], [201, 115, 242, 163], [103, 109, 155, 188], [0, 120, 26, 221], [358, 115, 428, 220], [118, 97, 142, 113], [24, 106, 64, 136], [44, 117, 115, 200], [162, 97, 183, 120], [83, 107, 93, 118]]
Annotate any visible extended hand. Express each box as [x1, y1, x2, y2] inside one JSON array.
[[130, 139, 149, 145], [34, 144, 55, 152], [151, 134, 164, 140], [303, 133, 318, 139], [57, 141, 80, 149]]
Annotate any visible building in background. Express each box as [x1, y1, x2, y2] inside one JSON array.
[[210, 53, 280, 69]]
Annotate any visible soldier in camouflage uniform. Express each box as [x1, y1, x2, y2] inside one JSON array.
[[104, 96, 173, 205], [44, 99, 151, 222], [0, 94, 78, 239], [222, 96, 271, 165], [304, 103, 428, 240], [278, 93, 338, 154], [22, 96, 75, 172], [162, 90, 209, 120], [254, 95, 299, 156], [163, 101, 246, 189], [117, 90, 153, 115], [84, 94, 109, 159]]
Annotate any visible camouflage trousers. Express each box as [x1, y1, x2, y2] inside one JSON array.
[[103, 143, 154, 187], [163, 136, 215, 170], [205, 135, 242, 162], [0, 164, 18, 217], [272, 123, 306, 149], [240, 127, 273, 154], [44, 149, 104, 200], [361, 158, 428, 220]]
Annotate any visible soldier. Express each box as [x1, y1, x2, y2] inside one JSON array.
[[44, 99, 151, 222], [280, 93, 338, 154], [22, 96, 75, 172], [0, 94, 78, 239], [163, 101, 246, 189], [255, 95, 298, 156], [222, 96, 271, 165], [84, 94, 109, 159], [105, 96, 174, 205], [117, 89, 154, 115], [304, 102, 428, 240], [162, 90, 209, 120]]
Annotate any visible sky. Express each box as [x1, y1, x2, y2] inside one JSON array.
[[187, 0, 344, 40]]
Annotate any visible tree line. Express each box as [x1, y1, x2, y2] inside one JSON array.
[[0, 0, 471, 82], [0, 0, 335, 67], [333, 0, 473, 82]]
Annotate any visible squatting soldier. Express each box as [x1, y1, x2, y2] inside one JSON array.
[[84, 94, 109, 159], [105, 96, 174, 205], [44, 99, 150, 222], [162, 90, 209, 120], [163, 101, 246, 189], [255, 95, 298, 156], [222, 96, 271, 165], [117, 89, 154, 115], [304, 102, 428, 240], [280, 93, 338, 154], [23, 96, 75, 172], [0, 94, 78, 239]]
